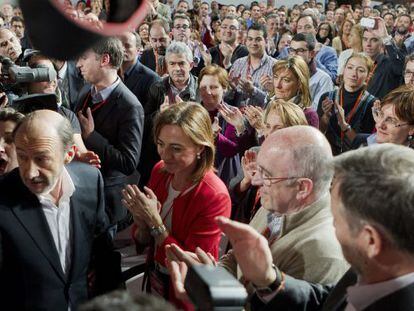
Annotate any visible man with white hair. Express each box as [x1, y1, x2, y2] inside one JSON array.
[[141, 41, 199, 186]]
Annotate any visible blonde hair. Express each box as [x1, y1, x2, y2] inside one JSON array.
[[153, 102, 215, 183], [342, 52, 373, 89], [272, 56, 312, 108], [263, 99, 309, 127]]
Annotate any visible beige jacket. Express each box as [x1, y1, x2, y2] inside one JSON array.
[[220, 193, 349, 290]]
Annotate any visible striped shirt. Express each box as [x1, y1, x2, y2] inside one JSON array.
[[228, 54, 277, 108]]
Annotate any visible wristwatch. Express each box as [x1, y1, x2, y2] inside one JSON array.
[[342, 124, 352, 133], [150, 224, 167, 238], [253, 264, 282, 295]]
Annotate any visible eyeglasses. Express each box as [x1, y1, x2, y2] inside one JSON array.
[[221, 25, 239, 31], [372, 107, 409, 128], [174, 24, 190, 30], [404, 70, 414, 79], [288, 47, 309, 54], [256, 166, 300, 187]]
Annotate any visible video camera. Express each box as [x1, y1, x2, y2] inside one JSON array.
[[0, 55, 57, 95]]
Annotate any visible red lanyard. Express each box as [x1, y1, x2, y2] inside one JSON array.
[[339, 88, 364, 141], [246, 56, 252, 77], [81, 91, 108, 113], [365, 62, 378, 87]]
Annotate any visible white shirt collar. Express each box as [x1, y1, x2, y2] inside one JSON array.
[[37, 167, 75, 205], [57, 61, 68, 80], [347, 272, 414, 310]]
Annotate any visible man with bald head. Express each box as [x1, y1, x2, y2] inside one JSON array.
[[167, 126, 348, 300], [0, 28, 22, 63], [0, 110, 116, 310]]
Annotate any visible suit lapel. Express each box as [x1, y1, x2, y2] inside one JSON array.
[[12, 198, 66, 282], [92, 83, 121, 129], [124, 62, 140, 90]]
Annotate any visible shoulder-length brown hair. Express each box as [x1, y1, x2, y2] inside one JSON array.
[[153, 102, 216, 183]]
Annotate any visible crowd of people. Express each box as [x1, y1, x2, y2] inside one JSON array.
[[0, 0, 414, 310]]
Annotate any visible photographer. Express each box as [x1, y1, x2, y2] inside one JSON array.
[[20, 53, 100, 167]]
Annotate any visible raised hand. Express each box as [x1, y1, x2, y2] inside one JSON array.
[[244, 105, 264, 131], [218, 103, 245, 134], [321, 97, 334, 118], [75, 150, 101, 168]]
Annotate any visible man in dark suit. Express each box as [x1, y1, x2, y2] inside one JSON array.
[[0, 110, 116, 310], [76, 37, 144, 226], [168, 140, 414, 311], [118, 31, 159, 109]]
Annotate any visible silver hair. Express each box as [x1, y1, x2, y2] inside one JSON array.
[[165, 41, 193, 64]]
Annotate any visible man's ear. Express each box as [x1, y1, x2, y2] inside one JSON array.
[[101, 53, 111, 66], [64, 145, 77, 164]]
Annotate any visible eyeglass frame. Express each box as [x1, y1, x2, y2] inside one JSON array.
[[404, 70, 414, 79], [173, 24, 190, 30], [371, 107, 409, 128], [287, 47, 309, 55], [256, 166, 301, 187]]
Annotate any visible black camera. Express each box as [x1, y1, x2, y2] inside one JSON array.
[[185, 265, 248, 311]]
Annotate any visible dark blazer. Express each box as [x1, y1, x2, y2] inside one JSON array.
[[140, 48, 157, 72], [77, 81, 144, 224], [124, 60, 160, 110], [0, 162, 111, 311], [252, 268, 414, 311]]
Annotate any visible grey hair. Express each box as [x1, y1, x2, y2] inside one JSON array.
[[165, 41, 193, 64], [289, 142, 333, 198], [332, 143, 414, 254]]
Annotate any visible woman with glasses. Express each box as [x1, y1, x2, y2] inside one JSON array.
[[270, 56, 319, 128], [316, 22, 334, 46], [318, 53, 376, 155], [229, 99, 308, 223], [352, 85, 414, 148]]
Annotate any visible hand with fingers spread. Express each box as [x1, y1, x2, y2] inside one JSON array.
[[218, 103, 245, 135], [77, 107, 95, 139], [240, 149, 258, 192], [228, 71, 241, 90], [244, 105, 264, 131], [198, 43, 212, 66], [216, 216, 276, 287], [165, 243, 217, 302]]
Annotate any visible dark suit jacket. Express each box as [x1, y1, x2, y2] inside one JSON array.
[[140, 48, 157, 72], [124, 60, 160, 109], [252, 268, 414, 311], [77, 81, 144, 224], [0, 163, 111, 311]]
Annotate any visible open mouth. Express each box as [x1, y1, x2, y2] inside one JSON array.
[[0, 158, 8, 174]]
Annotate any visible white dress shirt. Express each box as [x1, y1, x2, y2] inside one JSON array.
[[38, 168, 75, 277]]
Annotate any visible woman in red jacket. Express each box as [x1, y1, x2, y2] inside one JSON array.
[[122, 102, 231, 310]]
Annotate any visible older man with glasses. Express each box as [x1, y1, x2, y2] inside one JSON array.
[[166, 126, 349, 306]]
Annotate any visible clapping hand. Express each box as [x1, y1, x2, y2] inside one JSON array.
[[321, 97, 334, 118], [212, 116, 222, 138], [259, 75, 274, 93], [238, 74, 254, 95], [243, 105, 264, 131], [75, 150, 101, 168], [122, 185, 162, 228], [218, 103, 245, 134]]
